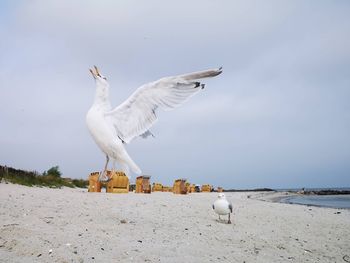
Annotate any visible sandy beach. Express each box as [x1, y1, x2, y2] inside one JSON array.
[[0, 183, 349, 263]]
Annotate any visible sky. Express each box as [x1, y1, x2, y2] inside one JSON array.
[[0, 0, 349, 189]]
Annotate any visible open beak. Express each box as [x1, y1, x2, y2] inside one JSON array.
[[89, 65, 101, 79]]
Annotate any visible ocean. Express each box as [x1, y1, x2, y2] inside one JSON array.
[[280, 194, 350, 209]]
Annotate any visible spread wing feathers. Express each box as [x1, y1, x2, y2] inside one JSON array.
[[105, 67, 222, 144]]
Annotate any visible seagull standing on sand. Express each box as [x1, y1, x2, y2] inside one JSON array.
[[212, 193, 233, 224], [86, 66, 223, 181]]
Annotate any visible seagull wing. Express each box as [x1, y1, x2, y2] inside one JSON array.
[[105, 67, 222, 143]]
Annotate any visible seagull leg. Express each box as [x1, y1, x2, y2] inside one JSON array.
[[228, 213, 232, 224], [99, 155, 110, 182], [219, 215, 221, 221]]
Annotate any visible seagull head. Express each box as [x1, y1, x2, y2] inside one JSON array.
[[89, 65, 109, 86], [218, 193, 226, 199]]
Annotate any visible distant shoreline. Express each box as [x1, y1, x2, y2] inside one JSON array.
[[224, 188, 274, 192], [249, 191, 350, 210], [224, 188, 350, 195]]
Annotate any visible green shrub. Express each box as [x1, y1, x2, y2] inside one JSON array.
[[0, 165, 87, 188], [72, 179, 89, 188]]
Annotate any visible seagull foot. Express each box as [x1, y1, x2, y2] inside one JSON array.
[[98, 171, 112, 182], [99, 177, 112, 183]]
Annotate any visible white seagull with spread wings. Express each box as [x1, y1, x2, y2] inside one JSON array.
[[86, 66, 223, 181]]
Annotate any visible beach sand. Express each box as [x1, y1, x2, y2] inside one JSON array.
[[0, 183, 349, 263]]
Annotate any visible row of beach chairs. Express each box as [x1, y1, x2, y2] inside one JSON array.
[[88, 171, 223, 194]]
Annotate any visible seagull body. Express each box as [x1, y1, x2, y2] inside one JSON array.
[[212, 193, 233, 224], [86, 66, 222, 181]]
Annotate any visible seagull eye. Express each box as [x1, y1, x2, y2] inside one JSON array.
[[103, 77, 107, 80]]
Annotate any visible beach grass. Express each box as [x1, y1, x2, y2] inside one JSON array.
[[0, 165, 88, 188]]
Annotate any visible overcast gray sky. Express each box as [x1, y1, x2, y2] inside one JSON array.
[[1, 1, 349, 189]]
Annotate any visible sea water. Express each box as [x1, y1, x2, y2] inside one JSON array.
[[280, 195, 350, 209]]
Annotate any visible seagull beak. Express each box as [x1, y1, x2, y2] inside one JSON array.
[[94, 65, 101, 77], [89, 66, 102, 79]]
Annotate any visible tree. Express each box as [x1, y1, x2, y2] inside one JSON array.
[[45, 166, 62, 178]]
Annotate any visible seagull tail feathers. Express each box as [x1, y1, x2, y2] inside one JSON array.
[[180, 67, 223, 80], [130, 162, 142, 175], [119, 154, 142, 176]]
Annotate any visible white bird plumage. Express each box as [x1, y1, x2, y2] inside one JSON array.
[[86, 66, 223, 181], [212, 193, 233, 224]]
